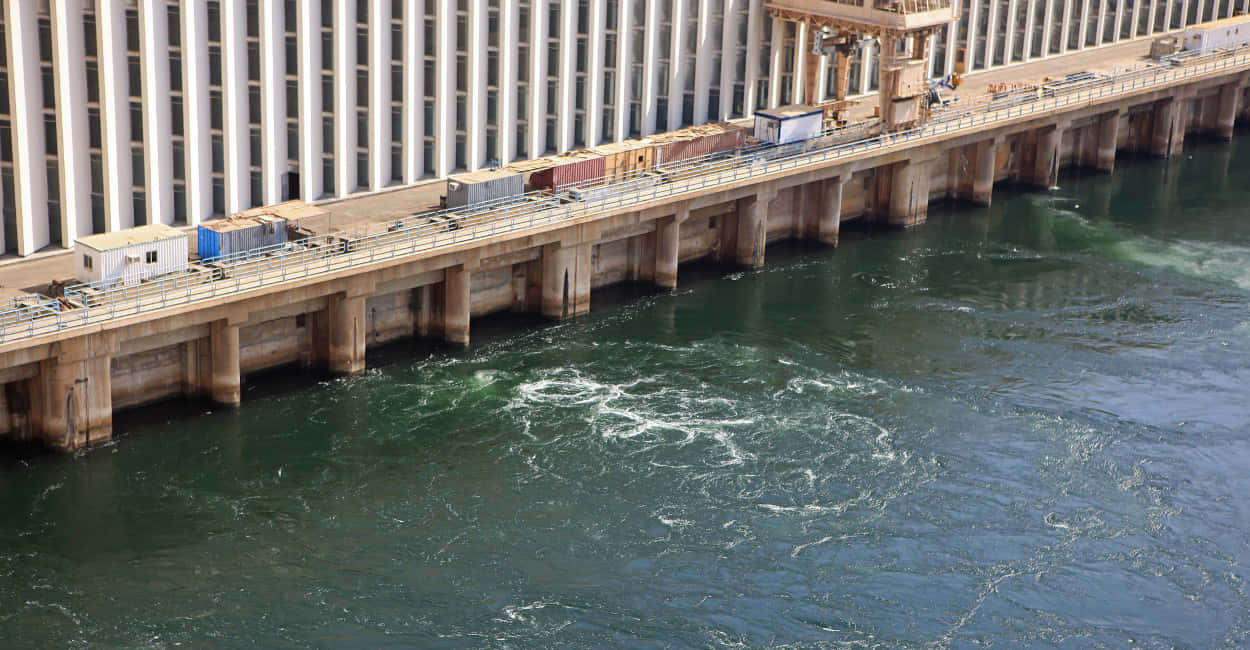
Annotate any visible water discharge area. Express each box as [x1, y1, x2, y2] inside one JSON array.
[[3, 132, 1250, 647]]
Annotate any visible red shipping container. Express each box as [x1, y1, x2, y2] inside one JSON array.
[[655, 124, 747, 166], [528, 154, 606, 191]]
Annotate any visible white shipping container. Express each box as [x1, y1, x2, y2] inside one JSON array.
[[1182, 15, 1250, 53], [754, 105, 824, 145], [75, 224, 189, 286]]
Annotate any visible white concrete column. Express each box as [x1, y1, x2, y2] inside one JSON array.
[[815, 54, 829, 103], [860, 42, 874, 96], [1079, 0, 1092, 49], [1112, 0, 1126, 41], [4, 0, 49, 254], [719, 0, 742, 120], [1041, 0, 1056, 55], [641, 0, 661, 134], [334, 0, 358, 192], [966, 0, 982, 69], [614, 0, 634, 140], [1130, 0, 1143, 38], [139, 0, 173, 225], [557, 0, 578, 152], [1095, 0, 1108, 47], [1023, 0, 1039, 60], [466, 0, 487, 168], [768, 17, 785, 107], [666, 0, 688, 130], [791, 22, 807, 104], [1003, 0, 1020, 62], [944, 9, 960, 75], [96, 0, 134, 231], [527, 0, 548, 155], [260, 0, 287, 204], [403, 0, 425, 181], [743, 0, 764, 115], [984, 0, 1001, 68], [1059, 0, 1074, 53], [181, 0, 212, 224], [499, 0, 518, 162], [1165, 0, 1177, 30], [50, 0, 92, 244], [585, 0, 606, 146], [222, 0, 250, 213], [369, 0, 391, 188], [297, 0, 324, 201], [692, 0, 715, 125]]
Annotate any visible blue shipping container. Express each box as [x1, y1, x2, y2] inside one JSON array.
[[198, 215, 288, 261]]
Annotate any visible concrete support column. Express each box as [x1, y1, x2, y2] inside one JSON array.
[[1033, 126, 1062, 189], [742, 0, 764, 116], [260, 0, 288, 204], [467, 0, 488, 167], [97, 0, 134, 231], [1151, 97, 1186, 157], [1096, 112, 1120, 172], [50, 0, 92, 245], [692, 0, 715, 125], [541, 243, 591, 319], [328, 293, 368, 375], [182, 1, 214, 223], [528, 0, 550, 152], [334, 0, 359, 193], [297, 0, 325, 201], [768, 17, 785, 108], [719, 0, 743, 120], [585, 0, 606, 145], [666, 0, 688, 131], [402, 0, 425, 181], [1215, 82, 1240, 140], [655, 215, 680, 289], [972, 139, 998, 204], [818, 177, 844, 247], [888, 160, 930, 228], [499, 0, 518, 161], [614, 0, 635, 140], [369, 0, 393, 186], [37, 335, 114, 450], [558, 0, 580, 152], [210, 320, 242, 406], [222, 0, 251, 213], [444, 265, 472, 345], [139, 0, 174, 225], [736, 189, 773, 268], [4, 0, 50, 254]]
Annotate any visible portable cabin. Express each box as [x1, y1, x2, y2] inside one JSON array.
[[446, 169, 524, 208], [197, 213, 289, 261], [754, 105, 823, 145], [75, 224, 189, 285], [1182, 15, 1250, 53]]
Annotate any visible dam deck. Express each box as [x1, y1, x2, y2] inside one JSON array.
[[3, 42, 1250, 450]]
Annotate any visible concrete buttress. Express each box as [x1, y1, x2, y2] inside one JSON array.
[[37, 333, 114, 449], [327, 292, 367, 374], [655, 215, 680, 289], [736, 189, 773, 268], [1096, 111, 1120, 173], [541, 242, 591, 319], [210, 319, 242, 406], [1151, 97, 1187, 157], [888, 160, 930, 227], [818, 176, 843, 246], [1215, 82, 1240, 140], [1033, 126, 1061, 189], [444, 264, 472, 345], [971, 139, 997, 204]]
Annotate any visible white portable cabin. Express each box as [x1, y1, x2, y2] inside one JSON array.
[[754, 104, 824, 145], [1182, 15, 1250, 53], [75, 224, 189, 286]]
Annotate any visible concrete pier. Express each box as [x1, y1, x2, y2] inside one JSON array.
[[4, 59, 1250, 451]]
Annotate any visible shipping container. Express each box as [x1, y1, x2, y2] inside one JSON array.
[[446, 169, 524, 208], [753, 105, 824, 145], [1182, 15, 1250, 53], [653, 122, 747, 165], [586, 139, 658, 183], [197, 214, 289, 261], [75, 224, 189, 286], [510, 151, 607, 191]]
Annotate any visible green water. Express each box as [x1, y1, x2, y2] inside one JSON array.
[[4, 135, 1250, 647]]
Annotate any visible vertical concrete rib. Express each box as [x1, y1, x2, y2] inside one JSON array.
[[585, 0, 606, 146], [222, 0, 251, 213], [557, 0, 578, 152], [403, 0, 424, 181], [260, 0, 287, 204], [641, 0, 660, 134], [743, 0, 763, 115], [791, 22, 807, 104], [614, 0, 633, 140], [527, 0, 548, 156], [719, 0, 742, 120], [693, 0, 715, 125], [4, 0, 50, 254], [768, 18, 784, 107], [965, 0, 981, 69], [369, 0, 391, 187], [667, 0, 688, 130], [334, 0, 357, 193], [1059, 0, 1074, 53], [467, 0, 487, 168], [50, 0, 92, 244], [139, 0, 173, 224], [1078, 0, 1092, 50], [437, 0, 456, 172], [297, 0, 324, 201], [984, 0, 1000, 68], [1022, 0, 1038, 60], [499, 0, 518, 162], [99, 0, 136, 229], [182, 0, 212, 223]]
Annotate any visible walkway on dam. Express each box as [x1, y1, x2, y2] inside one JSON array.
[[2, 38, 1235, 348]]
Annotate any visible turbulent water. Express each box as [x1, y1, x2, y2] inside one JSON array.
[[4, 136, 1250, 648]]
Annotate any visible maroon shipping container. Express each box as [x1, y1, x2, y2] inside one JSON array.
[[655, 124, 747, 166], [526, 153, 606, 191]]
